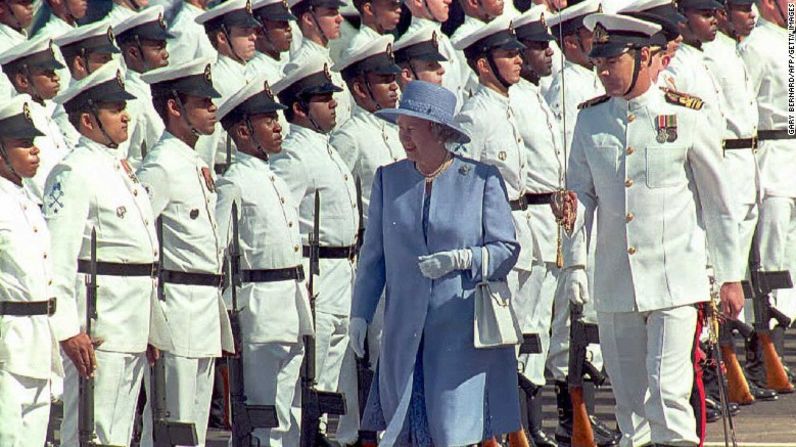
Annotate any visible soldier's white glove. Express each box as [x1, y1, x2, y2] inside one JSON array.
[[417, 248, 473, 279], [564, 267, 590, 305], [348, 317, 368, 358]]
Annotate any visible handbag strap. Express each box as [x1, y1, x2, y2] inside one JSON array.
[[480, 246, 489, 285]]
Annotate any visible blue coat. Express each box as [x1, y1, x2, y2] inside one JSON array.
[[352, 154, 522, 445]]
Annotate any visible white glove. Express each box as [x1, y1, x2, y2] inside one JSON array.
[[417, 249, 473, 279], [564, 267, 590, 305], [348, 317, 368, 358]]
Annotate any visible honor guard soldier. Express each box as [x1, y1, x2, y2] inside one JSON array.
[[247, 0, 297, 82], [558, 13, 745, 446], [403, 0, 469, 111], [0, 0, 34, 99], [270, 59, 360, 445], [392, 25, 448, 88], [33, 0, 87, 38], [0, 96, 61, 447], [543, 0, 603, 149], [448, 0, 505, 96], [44, 61, 161, 447], [0, 36, 71, 203], [347, 0, 402, 50], [509, 6, 565, 446], [136, 57, 234, 447], [167, 0, 216, 66], [330, 34, 405, 445], [288, 0, 354, 124], [53, 20, 121, 147], [113, 5, 171, 168], [215, 75, 313, 447], [739, 0, 796, 365]]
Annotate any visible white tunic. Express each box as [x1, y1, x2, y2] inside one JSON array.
[[25, 99, 71, 203], [544, 60, 604, 151], [167, 1, 216, 66], [122, 70, 165, 169]]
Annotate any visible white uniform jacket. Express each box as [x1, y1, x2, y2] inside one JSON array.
[[739, 18, 796, 198], [167, 1, 217, 66], [512, 78, 565, 264], [43, 137, 159, 353], [215, 151, 314, 344], [330, 104, 405, 225], [26, 99, 71, 203], [137, 132, 234, 357], [544, 60, 604, 151], [0, 177, 61, 380], [270, 125, 359, 316], [456, 84, 535, 270], [564, 88, 744, 313], [661, 43, 725, 134], [123, 70, 166, 169]]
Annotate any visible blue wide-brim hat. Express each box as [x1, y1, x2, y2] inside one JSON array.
[[375, 80, 470, 144]]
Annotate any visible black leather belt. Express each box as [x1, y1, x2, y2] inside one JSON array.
[[0, 298, 57, 316], [302, 245, 358, 260], [161, 270, 224, 287], [525, 192, 554, 205], [509, 196, 528, 211], [724, 130, 796, 151], [77, 260, 158, 278], [241, 266, 305, 283], [758, 130, 795, 140]]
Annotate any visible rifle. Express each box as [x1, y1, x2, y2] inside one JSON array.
[[707, 277, 738, 447], [567, 303, 604, 447], [152, 218, 199, 447], [300, 191, 347, 447], [718, 317, 756, 404], [355, 176, 365, 254], [78, 229, 122, 447], [227, 202, 279, 446], [743, 237, 794, 393]]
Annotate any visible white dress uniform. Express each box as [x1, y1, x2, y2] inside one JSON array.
[[270, 123, 359, 434], [406, 16, 469, 111], [136, 131, 234, 447], [167, 1, 216, 66], [347, 24, 380, 53], [566, 14, 745, 446], [44, 62, 161, 447], [703, 31, 761, 276], [0, 99, 61, 445], [543, 60, 604, 151], [246, 51, 287, 82], [289, 38, 354, 123], [216, 150, 314, 446], [449, 15, 485, 97], [739, 17, 796, 318], [0, 23, 27, 100]]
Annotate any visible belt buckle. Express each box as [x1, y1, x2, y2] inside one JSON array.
[[47, 298, 57, 316], [151, 263, 159, 279], [348, 246, 357, 261], [751, 135, 759, 150]]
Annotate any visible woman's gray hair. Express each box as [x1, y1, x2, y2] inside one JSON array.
[[429, 122, 461, 145]]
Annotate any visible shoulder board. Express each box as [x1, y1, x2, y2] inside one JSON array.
[[577, 94, 610, 110], [661, 87, 704, 110]]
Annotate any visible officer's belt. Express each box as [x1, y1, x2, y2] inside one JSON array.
[[302, 245, 358, 261], [511, 192, 554, 210], [723, 130, 796, 151], [77, 260, 158, 278], [0, 298, 57, 316], [161, 270, 224, 287], [241, 265, 305, 283]]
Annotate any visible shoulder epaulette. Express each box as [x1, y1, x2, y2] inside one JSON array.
[[661, 87, 704, 110], [577, 94, 610, 110]]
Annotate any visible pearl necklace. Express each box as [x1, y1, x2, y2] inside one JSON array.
[[417, 152, 453, 183]]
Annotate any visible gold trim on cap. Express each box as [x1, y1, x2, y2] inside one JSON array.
[[22, 102, 32, 123], [386, 42, 394, 61], [540, 12, 546, 27], [323, 62, 331, 81], [107, 26, 115, 43], [593, 23, 609, 44], [263, 80, 274, 100], [246, 0, 253, 15], [158, 12, 167, 29], [116, 69, 125, 89], [204, 64, 213, 83]]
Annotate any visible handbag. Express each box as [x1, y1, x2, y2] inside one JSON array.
[[473, 246, 523, 349]]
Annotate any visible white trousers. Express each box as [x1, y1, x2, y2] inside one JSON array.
[[237, 341, 304, 447], [757, 196, 796, 320], [60, 350, 146, 446], [510, 263, 558, 386], [140, 352, 215, 447], [314, 311, 360, 442], [0, 370, 50, 447], [598, 306, 699, 447]]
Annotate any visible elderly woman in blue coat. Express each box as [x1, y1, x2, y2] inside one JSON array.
[[348, 80, 522, 446]]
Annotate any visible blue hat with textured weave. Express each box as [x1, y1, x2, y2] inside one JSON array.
[[375, 80, 470, 144]]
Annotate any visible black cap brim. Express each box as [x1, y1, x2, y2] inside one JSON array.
[[589, 43, 632, 58], [0, 115, 44, 139]]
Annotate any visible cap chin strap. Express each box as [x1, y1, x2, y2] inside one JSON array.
[[301, 99, 327, 133], [133, 35, 153, 72], [21, 64, 45, 104], [79, 48, 94, 76], [362, 75, 383, 111], [0, 141, 23, 185], [407, 60, 421, 80], [622, 48, 642, 97], [172, 89, 201, 136], [221, 24, 248, 64], [309, 7, 330, 46], [244, 116, 269, 159], [88, 99, 119, 149], [486, 51, 511, 91]]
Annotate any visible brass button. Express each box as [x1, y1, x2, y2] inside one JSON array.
[[33, 227, 38, 233], [344, 174, 349, 181], [626, 212, 634, 223], [626, 147, 635, 155], [294, 245, 299, 252], [288, 221, 293, 227], [625, 178, 634, 188], [48, 280, 53, 286], [628, 113, 635, 122], [133, 190, 138, 196], [43, 252, 48, 259], [627, 247, 636, 255], [281, 197, 285, 204]]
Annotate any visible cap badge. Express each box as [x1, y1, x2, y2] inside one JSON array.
[[158, 12, 167, 29], [282, 0, 289, 9], [22, 102, 32, 123], [245, 0, 253, 15], [540, 12, 546, 28], [116, 69, 125, 89], [323, 62, 331, 81], [431, 30, 439, 49], [263, 80, 274, 100], [385, 42, 394, 62], [508, 21, 515, 36], [204, 64, 213, 84], [593, 23, 609, 44], [107, 26, 115, 43]]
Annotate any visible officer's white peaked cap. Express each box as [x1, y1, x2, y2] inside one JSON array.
[[452, 14, 524, 52], [113, 5, 174, 42], [546, 0, 600, 31], [274, 59, 342, 100], [54, 61, 135, 111], [195, 0, 261, 27], [332, 35, 400, 75], [0, 94, 44, 139], [53, 20, 118, 52], [140, 57, 221, 98], [393, 25, 447, 62], [0, 34, 64, 70], [218, 73, 287, 130]]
